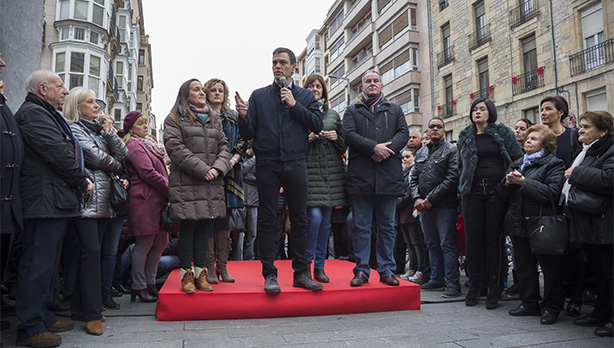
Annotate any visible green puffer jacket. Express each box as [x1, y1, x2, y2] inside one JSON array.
[[306, 108, 348, 207]]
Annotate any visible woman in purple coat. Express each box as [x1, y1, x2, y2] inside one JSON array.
[[122, 111, 169, 302]]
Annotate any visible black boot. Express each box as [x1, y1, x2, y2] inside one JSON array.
[[112, 280, 130, 295], [102, 287, 120, 310]]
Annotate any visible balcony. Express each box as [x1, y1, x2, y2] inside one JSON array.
[[438, 102, 456, 119], [470, 86, 494, 101], [512, 67, 545, 95], [437, 46, 454, 68], [468, 24, 491, 51], [570, 39, 614, 76], [510, 1, 540, 29], [439, 0, 449, 11]]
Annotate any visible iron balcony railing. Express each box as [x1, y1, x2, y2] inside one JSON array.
[[570, 39, 614, 76], [510, 1, 540, 29], [512, 67, 544, 95], [468, 24, 491, 51], [438, 102, 456, 119], [437, 46, 454, 68], [470, 86, 494, 101]]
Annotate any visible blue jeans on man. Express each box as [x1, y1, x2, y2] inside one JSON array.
[[419, 208, 460, 287], [350, 194, 397, 278]]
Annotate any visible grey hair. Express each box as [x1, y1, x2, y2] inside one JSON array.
[[361, 69, 381, 84], [25, 70, 55, 94]]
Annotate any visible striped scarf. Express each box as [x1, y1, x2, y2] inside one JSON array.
[[189, 105, 209, 125], [361, 91, 384, 114]]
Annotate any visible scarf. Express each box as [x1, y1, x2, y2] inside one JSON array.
[[131, 134, 166, 160], [561, 140, 597, 202], [520, 150, 544, 171], [190, 105, 209, 125], [317, 99, 327, 113], [361, 91, 384, 114], [58, 111, 84, 171]]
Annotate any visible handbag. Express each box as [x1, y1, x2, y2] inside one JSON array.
[[160, 202, 179, 233], [525, 194, 568, 255], [228, 207, 246, 233], [567, 186, 609, 215], [109, 174, 128, 211]]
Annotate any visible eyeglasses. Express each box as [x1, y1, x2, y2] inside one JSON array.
[[428, 124, 443, 129]]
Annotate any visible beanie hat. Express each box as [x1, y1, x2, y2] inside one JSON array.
[[123, 111, 143, 134]]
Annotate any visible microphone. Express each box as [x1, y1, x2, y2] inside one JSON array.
[[279, 76, 286, 88]]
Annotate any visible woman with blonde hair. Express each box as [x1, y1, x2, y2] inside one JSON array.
[[163, 79, 231, 293]]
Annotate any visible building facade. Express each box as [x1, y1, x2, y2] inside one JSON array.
[[428, 0, 613, 139], [297, 0, 432, 133]]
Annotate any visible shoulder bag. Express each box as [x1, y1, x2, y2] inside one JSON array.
[[110, 174, 128, 211]]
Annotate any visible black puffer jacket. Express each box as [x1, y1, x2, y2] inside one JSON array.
[[15, 93, 89, 219], [343, 98, 409, 196], [502, 152, 565, 238], [566, 135, 613, 245], [410, 139, 459, 209]]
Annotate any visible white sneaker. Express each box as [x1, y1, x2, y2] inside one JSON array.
[[400, 269, 416, 280], [408, 271, 423, 283]]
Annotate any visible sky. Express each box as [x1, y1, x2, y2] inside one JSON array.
[[143, 0, 335, 128]]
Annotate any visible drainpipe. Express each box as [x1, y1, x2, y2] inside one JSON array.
[[548, 0, 558, 93], [427, 0, 435, 124]]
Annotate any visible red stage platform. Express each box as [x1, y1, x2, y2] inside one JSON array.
[[156, 260, 420, 321]]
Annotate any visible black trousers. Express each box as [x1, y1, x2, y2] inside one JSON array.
[[70, 218, 107, 322], [584, 244, 613, 321], [462, 190, 506, 291], [512, 236, 563, 313], [256, 159, 309, 278], [179, 219, 213, 269]]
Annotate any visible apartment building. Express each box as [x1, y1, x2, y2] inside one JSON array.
[[429, 0, 613, 139], [297, 0, 432, 132]]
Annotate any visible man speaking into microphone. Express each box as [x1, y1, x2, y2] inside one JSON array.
[[235, 47, 323, 293]]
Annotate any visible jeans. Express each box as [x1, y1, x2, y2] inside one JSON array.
[[101, 216, 123, 289], [243, 206, 258, 260], [256, 159, 309, 278], [306, 206, 332, 270], [419, 208, 460, 287], [350, 194, 397, 278], [16, 218, 69, 340]]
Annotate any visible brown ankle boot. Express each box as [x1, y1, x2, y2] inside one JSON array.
[[215, 230, 235, 282], [85, 320, 103, 335], [194, 267, 214, 292], [206, 238, 218, 284], [181, 269, 196, 294]]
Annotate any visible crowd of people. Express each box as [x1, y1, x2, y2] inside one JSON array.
[[1, 47, 612, 348]]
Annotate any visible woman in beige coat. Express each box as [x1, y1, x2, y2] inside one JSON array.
[[163, 78, 231, 293]]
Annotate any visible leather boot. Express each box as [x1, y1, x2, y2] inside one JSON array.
[[85, 319, 103, 335], [206, 238, 218, 284], [194, 266, 214, 292], [215, 230, 235, 282], [102, 287, 120, 310], [181, 268, 196, 294]]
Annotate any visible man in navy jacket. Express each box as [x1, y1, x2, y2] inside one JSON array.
[[342, 70, 409, 287], [235, 47, 323, 293]]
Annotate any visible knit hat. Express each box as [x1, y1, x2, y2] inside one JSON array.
[[123, 111, 143, 134]]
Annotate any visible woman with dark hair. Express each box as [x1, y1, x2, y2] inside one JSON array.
[[514, 118, 534, 148], [457, 98, 523, 309], [122, 111, 169, 303], [565, 111, 613, 337], [203, 78, 246, 283], [504, 125, 566, 325], [303, 73, 348, 282], [163, 79, 231, 294], [540, 95, 584, 317]]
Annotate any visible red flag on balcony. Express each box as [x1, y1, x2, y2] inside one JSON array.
[[437, 106, 441, 111], [537, 67, 543, 75], [512, 77, 517, 84], [452, 100, 455, 106], [489, 85, 493, 93], [470, 93, 474, 100]]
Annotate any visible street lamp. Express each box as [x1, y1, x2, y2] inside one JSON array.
[[328, 74, 350, 111]]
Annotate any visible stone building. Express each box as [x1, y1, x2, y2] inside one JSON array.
[[428, 0, 613, 139]]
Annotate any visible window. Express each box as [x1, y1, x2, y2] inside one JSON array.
[[136, 103, 143, 113], [90, 31, 99, 44], [74, 0, 88, 20], [331, 94, 346, 113], [93, 0, 104, 26], [116, 61, 124, 89], [330, 64, 345, 88], [392, 87, 420, 114], [74, 27, 85, 40], [69, 52, 85, 88], [59, 0, 70, 19], [474, 1, 486, 41], [329, 10, 344, 35], [380, 46, 418, 84], [118, 15, 127, 43], [444, 74, 453, 115], [442, 23, 451, 58], [520, 0, 535, 20], [329, 37, 345, 61], [524, 107, 539, 125], [88, 55, 101, 96], [477, 57, 489, 94], [521, 34, 537, 74], [378, 0, 392, 14], [582, 3, 605, 68], [138, 49, 145, 65], [379, 11, 410, 50], [410, 7, 417, 30], [440, 0, 449, 11], [61, 27, 69, 40], [114, 109, 122, 122], [137, 76, 144, 91], [585, 88, 607, 111], [315, 57, 321, 74], [55, 52, 66, 82]]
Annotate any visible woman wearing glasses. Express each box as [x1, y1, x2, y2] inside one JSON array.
[[457, 98, 523, 309]]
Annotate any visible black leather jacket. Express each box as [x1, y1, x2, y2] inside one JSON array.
[[410, 139, 459, 209]]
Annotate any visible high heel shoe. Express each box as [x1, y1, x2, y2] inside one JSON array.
[[130, 288, 157, 302]]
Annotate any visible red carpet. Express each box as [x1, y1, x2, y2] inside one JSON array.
[[156, 259, 420, 321]]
